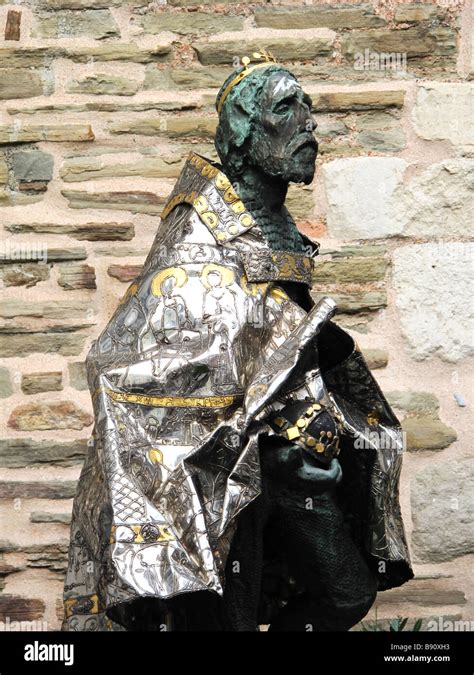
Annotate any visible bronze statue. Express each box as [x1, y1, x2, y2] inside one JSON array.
[[62, 54, 413, 632]]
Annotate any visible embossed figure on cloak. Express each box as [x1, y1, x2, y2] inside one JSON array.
[[62, 51, 413, 632], [150, 268, 191, 342]]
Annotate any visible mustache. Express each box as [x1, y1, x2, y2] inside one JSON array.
[[293, 136, 318, 153]]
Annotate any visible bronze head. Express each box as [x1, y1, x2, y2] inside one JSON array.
[[215, 64, 318, 186]]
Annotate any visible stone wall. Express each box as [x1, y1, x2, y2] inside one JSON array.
[[0, 0, 472, 631]]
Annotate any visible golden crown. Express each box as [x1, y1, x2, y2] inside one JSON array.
[[216, 49, 278, 114]]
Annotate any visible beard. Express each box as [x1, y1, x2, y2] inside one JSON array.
[[289, 142, 318, 184], [251, 136, 318, 185]]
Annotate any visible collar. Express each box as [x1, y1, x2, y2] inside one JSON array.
[[161, 152, 257, 243], [161, 152, 319, 284]]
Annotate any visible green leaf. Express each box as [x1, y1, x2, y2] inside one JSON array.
[[413, 619, 423, 632]]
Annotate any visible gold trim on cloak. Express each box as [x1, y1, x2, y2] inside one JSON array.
[[104, 388, 241, 409], [160, 153, 256, 243]]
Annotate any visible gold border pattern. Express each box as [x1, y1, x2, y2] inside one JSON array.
[[105, 388, 240, 409], [161, 153, 256, 244]]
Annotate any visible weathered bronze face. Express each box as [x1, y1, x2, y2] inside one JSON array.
[[214, 65, 319, 251], [248, 70, 318, 185], [215, 65, 318, 187]]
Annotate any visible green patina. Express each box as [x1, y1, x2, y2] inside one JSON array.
[[215, 65, 317, 253]]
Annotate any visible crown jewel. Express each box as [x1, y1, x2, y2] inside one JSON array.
[[216, 49, 278, 114]]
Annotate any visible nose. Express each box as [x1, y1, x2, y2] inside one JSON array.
[[300, 106, 317, 133], [302, 115, 317, 135]]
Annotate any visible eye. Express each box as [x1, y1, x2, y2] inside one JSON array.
[[274, 103, 290, 114], [274, 96, 296, 115]]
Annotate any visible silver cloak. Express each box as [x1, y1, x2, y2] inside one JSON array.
[[62, 152, 413, 631]]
